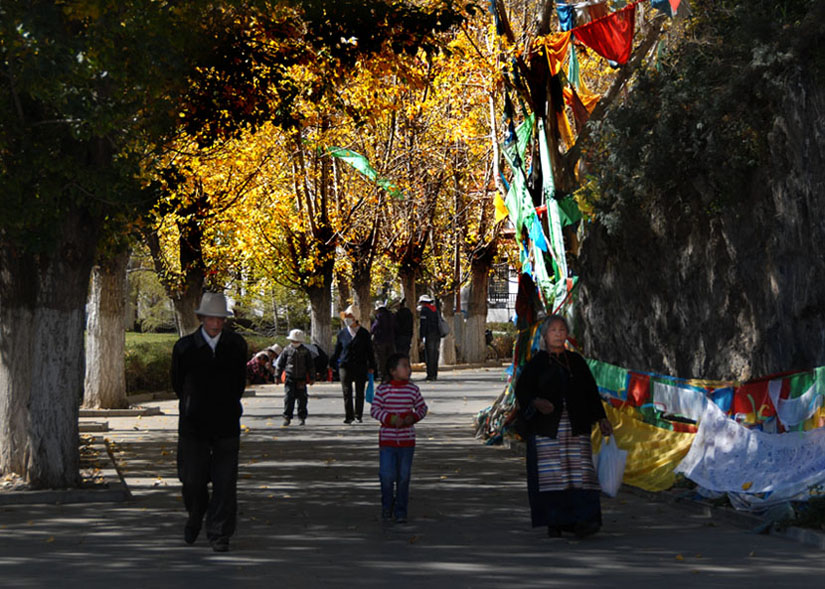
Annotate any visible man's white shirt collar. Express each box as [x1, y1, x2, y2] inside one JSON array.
[[201, 326, 222, 352]]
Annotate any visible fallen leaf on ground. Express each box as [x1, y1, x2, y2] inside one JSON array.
[[675, 554, 684, 561], [741, 481, 753, 490]]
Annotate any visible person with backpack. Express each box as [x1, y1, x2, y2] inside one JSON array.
[[275, 329, 314, 426], [417, 294, 442, 381]]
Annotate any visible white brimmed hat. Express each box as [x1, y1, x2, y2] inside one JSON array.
[[268, 344, 283, 355], [418, 294, 434, 303], [340, 304, 360, 322], [374, 300, 387, 310], [287, 329, 306, 344], [194, 292, 233, 318]]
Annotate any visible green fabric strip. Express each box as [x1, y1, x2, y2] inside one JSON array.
[[587, 358, 629, 399], [328, 147, 401, 198]]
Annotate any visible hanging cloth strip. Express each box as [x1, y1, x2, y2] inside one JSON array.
[[538, 31, 572, 77], [537, 118, 568, 299], [572, 1, 638, 65], [555, 1, 575, 31], [328, 147, 401, 198]]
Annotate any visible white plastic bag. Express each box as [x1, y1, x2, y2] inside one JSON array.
[[596, 436, 627, 497]]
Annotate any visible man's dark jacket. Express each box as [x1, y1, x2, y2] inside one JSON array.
[[172, 327, 248, 437], [371, 308, 396, 346], [395, 306, 413, 338], [514, 350, 606, 438]]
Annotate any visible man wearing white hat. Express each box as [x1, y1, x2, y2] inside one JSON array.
[[274, 329, 314, 426], [171, 292, 248, 552], [331, 304, 376, 423]]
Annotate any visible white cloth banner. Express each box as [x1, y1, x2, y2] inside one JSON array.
[[767, 379, 824, 427], [652, 381, 707, 421], [676, 401, 825, 494]]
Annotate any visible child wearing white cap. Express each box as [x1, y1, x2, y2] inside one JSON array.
[[274, 329, 314, 425]]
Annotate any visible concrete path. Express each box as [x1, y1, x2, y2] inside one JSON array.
[[0, 368, 822, 588]]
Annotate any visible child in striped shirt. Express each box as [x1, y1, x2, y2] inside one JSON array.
[[370, 353, 428, 523]]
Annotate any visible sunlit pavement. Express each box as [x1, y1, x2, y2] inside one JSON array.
[[0, 368, 821, 588]]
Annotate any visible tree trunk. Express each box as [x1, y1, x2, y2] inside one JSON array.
[[351, 263, 372, 325], [0, 210, 99, 488], [335, 270, 351, 314], [400, 269, 418, 363], [307, 278, 333, 356], [172, 283, 202, 337], [440, 293, 456, 365], [83, 251, 130, 409], [464, 256, 493, 364]]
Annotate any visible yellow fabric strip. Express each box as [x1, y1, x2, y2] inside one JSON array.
[[541, 31, 572, 77], [494, 193, 510, 224], [591, 402, 695, 492]]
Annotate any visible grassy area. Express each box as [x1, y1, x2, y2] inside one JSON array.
[[124, 331, 286, 394]]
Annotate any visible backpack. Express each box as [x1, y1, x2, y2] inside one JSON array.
[[438, 313, 451, 337]]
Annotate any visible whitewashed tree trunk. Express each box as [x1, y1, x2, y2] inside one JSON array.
[[308, 280, 332, 356], [172, 288, 201, 337], [84, 251, 129, 409], [400, 269, 418, 363], [0, 211, 97, 488], [440, 294, 456, 365], [464, 262, 491, 363]]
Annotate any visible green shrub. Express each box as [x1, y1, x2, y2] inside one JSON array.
[[124, 331, 287, 394]]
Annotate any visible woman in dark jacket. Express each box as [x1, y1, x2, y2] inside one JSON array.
[[515, 314, 612, 538], [331, 304, 376, 424]]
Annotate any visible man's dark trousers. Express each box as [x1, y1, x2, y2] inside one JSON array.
[[178, 434, 240, 541], [283, 379, 308, 420], [339, 366, 367, 421], [424, 337, 440, 380]]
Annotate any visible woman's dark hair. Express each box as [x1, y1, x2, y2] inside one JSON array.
[[385, 352, 409, 377]]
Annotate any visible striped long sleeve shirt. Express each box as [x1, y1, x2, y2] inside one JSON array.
[[370, 380, 428, 447]]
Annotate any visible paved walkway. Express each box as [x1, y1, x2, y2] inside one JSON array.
[[0, 368, 822, 588]]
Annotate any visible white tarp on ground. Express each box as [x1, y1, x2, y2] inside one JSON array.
[[676, 400, 825, 497]]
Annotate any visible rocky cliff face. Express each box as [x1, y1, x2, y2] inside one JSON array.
[[575, 1, 825, 380]]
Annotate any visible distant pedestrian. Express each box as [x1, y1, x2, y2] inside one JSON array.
[[417, 294, 441, 381], [172, 292, 247, 552], [304, 341, 330, 382], [394, 298, 414, 356], [246, 351, 272, 385], [371, 300, 396, 382], [267, 344, 283, 374], [370, 353, 428, 523], [275, 329, 314, 426], [330, 305, 376, 424]]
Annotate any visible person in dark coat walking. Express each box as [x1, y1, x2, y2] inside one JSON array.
[[331, 304, 376, 423], [275, 329, 314, 426], [417, 294, 441, 381], [393, 298, 414, 356], [171, 292, 248, 552], [371, 300, 396, 382]]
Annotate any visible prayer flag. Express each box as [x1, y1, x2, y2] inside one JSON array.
[[573, 1, 637, 65]]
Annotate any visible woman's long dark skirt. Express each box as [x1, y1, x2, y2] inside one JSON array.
[[525, 434, 602, 530]]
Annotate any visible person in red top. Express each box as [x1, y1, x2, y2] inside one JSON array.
[[370, 352, 428, 523]]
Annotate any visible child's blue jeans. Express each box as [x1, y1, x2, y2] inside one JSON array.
[[379, 446, 415, 519]]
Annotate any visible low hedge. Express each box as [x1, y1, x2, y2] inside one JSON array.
[[124, 331, 284, 394]]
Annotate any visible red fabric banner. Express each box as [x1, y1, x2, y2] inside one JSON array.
[[572, 1, 637, 65]]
